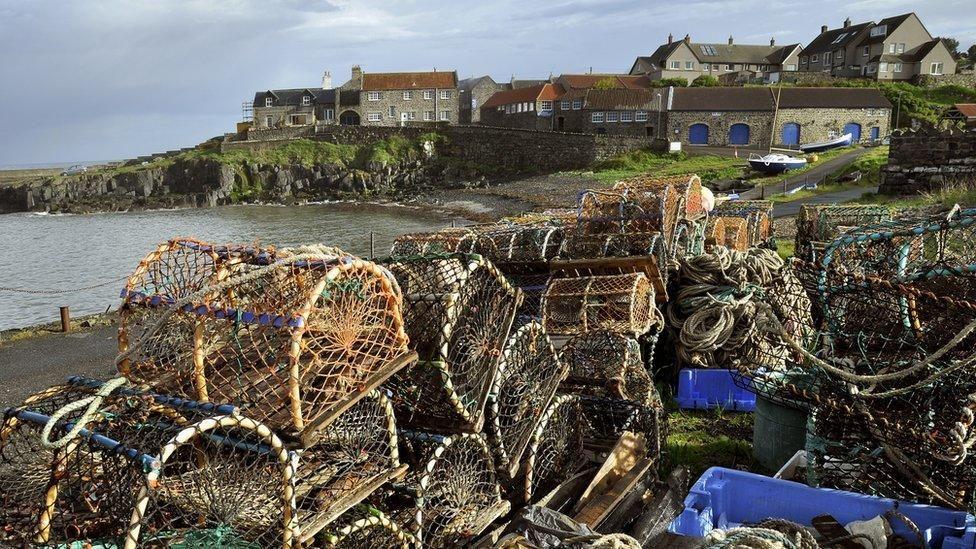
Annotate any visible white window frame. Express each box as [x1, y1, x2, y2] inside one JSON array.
[[888, 43, 896, 53], [726, 64, 734, 71], [635, 110, 648, 122], [406, 111, 416, 121], [837, 50, 844, 60], [323, 109, 334, 120], [560, 100, 570, 110], [265, 115, 273, 127], [572, 99, 582, 110], [424, 110, 434, 121], [265, 97, 273, 107], [423, 90, 433, 100], [440, 90, 451, 99], [607, 111, 619, 123], [620, 111, 633, 122], [591, 112, 604, 123], [540, 100, 553, 111], [439, 110, 450, 121], [863, 46, 869, 57], [527, 102, 534, 111], [367, 112, 382, 122], [811, 54, 819, 63], [685, 61, 694, 70], [893, 63, 903, 72], [896, 43, 905, 54], [367, 91, 381, 101], [669, 60, 680, 69], [879, 62, 888, 73], [824, 52, 832, 65], [703, 64, 710, 71], [931, 62, 943, 75], [389, 106, 396, 118], [786, 64, 797, 71], [302, 95, 310, 106], [403, 91, 412, 100]]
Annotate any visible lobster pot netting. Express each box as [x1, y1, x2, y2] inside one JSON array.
[[123, 244, 411, 446], [807, 406, 976, 511], [565, 184, 679, 261], [486, 322, 566, 479], [542, 273, 662, 337], [521, 395, 586, 504], [614, 173, 706, 224], [396, 431, 509, 548], [390, 228, 479, 257], [319, 504, 416, 548], [505, 271, 552, 327], [293, 389, 407, 544], [712, 200, 774, 246], [667, 247, 814, 370], [708, 216, 751, 252], [475, 224, 566, 264], [795, 204, 891, 263], [385, 254, 520, 433], [558, 331, 660, 406], [579, 396, 665, 462]]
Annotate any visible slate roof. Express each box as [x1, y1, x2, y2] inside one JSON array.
[[858, 13, 914, 46], [693, 43, 791, 65], [361, 71, 457, 91], [511, 79, 550, 89], [803, 22, 873, 56], [483, 83, 565, 108], [558, 74, 653, 90], [253, 88, 336, 107], [669, 87, 891, 111], [765, 44, 803, 65], [777, 88, 892, 109], [459, 75, 497, 92], [584, 88, 663, 110]]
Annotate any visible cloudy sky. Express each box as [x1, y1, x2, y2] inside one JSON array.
[[1, 0, 972, 166]]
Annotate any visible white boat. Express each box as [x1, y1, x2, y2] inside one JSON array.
[[747, 153, 807, 174], [799, 133, 853, 153]]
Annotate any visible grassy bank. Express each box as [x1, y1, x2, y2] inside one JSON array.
[[768, 146, 888, 203], [587, 150, 744, 183]]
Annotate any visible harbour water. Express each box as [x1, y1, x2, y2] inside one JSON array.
[[0, 203, 453, 331]]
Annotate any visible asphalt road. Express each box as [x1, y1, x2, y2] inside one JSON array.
[[0, 325, 118, 406]]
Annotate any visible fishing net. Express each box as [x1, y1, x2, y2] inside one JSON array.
[[521, 395, 586, 504], [121, 242, 413, 446], [613, 173, 706, 223], [578, 396, 666, 463], [390, 228, 479, 257], [396, 431, 509, 548], [293, 389, 407, 544], [558, 331, 659, 406], [672, 217, 709, 259], [708, 216, 751, 252], [475, 223, 565, 264], [504, 270, 552, 327], [385, 254, 520, 433], [0, 379, 295, 548], [486, 322, 566, 479], [712, 200, 774, 248], [795, 204, 891, 263], [542, 273, 662, 336], [318, 504, 416, 548]]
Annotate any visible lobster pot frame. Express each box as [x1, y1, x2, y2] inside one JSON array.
[[319, 505, 416, 548], [709, 216, 751, 251], [795, 204, 891, 263], [558, 331, 659, 406], [122, 247, 413, 446], [579, 396, 665, 462], [807, 406, 976, 511], [673, 217, 709, 259], [542, 273, 660, 336], [521, 395, 585, 504], [475, 224, 566, 264], [386, 255, 520, 433], [505, 270, 552, 327], [390, 228, 479, 257], [294, 389, 409, 544], [486, 322, 566, 479], [569, 184, 680, 260], [614, 174, 706, 222], [712, 200, 774, 247], [397, 431, 510, 548], [562, 230, 669, 264]]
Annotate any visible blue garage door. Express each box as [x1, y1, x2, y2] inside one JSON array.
[[870, 126, 880, 141], [844, 122, 862, 142], [729, 123, 750, 145], [689, 123, 709, 145], [781, 123, 800, 146]]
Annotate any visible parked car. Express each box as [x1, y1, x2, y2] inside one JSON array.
[[60, 164, 88, 176]]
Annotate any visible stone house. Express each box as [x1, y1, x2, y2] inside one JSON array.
[[338, 66, 460, 126], [629, 34, 802, 83], [665, 87, 891, 148], [252, 73, 337, 129], [799, 13, 956, 80], [550, 74, 654, 132], [479, 83, 565, 130], [577, 88, 664, 137], [459, 76, 509, 124]]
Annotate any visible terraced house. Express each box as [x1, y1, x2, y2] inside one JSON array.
[[798, 13, 956, 79], [337, 66, 460, 126], [479, 82, 565, 130], [629, 34, 802, 84], [252, 72, 337, 129]]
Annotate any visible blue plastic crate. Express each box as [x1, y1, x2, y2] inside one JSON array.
[[669, 467, 976, 549], [675, 369, 755, 412]]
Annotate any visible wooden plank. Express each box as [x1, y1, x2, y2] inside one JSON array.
[[575, 456, 654, 527], [597, 462, 658, 532], [632, 467, 690, 546], [575, 431, 646, 513]]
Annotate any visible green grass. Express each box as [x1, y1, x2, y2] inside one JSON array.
[[774, 238, 795, 259], [853, 183, 976, 211], [763, 146, 889, 204], [587, 149, 745, 183], [664, 409, 756, 479], [185, 139, 360, 168]]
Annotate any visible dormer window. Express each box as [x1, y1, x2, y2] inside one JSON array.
[[302, 95, 311, 106], [265, 97, 273, 107], [870, 25, 887, 37]]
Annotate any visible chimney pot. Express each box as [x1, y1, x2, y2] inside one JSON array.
[[821, 25, 828, 34], [668, 33, 673, 44], [351, 65, 362, 81], [770, 37, 776, 46], [683, 34, 691, 44], [321, 70, 332, 89], [843, 17, 851, 28], [728, 35, 734, 46]]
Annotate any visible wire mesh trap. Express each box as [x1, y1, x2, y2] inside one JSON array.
[[390, 228, 479, 257], [0, 379, 297, 548], [318, 504, 417, 548], [558, 331, 659, 405], [712, 200, 774, 248], [708, 216, 751, 252], [385, 254, 521, 433], [795, 204, 891, 263], [521, 394, 586, 504], [395, 430, 510, 548], [474, 223, 566, 265], [486, 322, 566, 479], [121, 241, 414, 446], [542, 272, 662, 336], [578, 395, 665, 463]]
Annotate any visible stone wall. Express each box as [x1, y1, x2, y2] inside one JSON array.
[[665, 110, 773, 147], [916, 73, 976, 89], [777, 107, 889, 145], [244, 125, 314, 142], [478, 109, 554, 131], [879, 127, 976, 195], [354, 89, 460, 126]]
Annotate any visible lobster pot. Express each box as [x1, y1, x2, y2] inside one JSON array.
[[709, 216, 751, 251], [123, 247, 413, 446], [319, 505, 416, 548], [579, 395, 665, 461], [385, 255, 520, 433], [294, 390, 408, 544], [571, 185, 680, 259], [390, 228, 479, 257], [486, 322, 566, 479], [807, 406, 976, 511], [521, 395, 585, 504], [397, 431, 510, 548], [506, 271, 552, 327], [476, 224, 566, 264], [795, 204, 891, 263], [713, 200, 774, 247], [562, 229, 668, 263], [558, 331, 659, 406], [542, 273, 660, 336], [614, 174, 706, 223]]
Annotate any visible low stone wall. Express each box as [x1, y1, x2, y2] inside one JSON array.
[[879, 127, 976, 195], [916, 73, 976, 89]]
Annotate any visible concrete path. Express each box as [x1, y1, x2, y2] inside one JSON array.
[[740, 147, 869, 200], [0, 325, 118, 406], [772, 185, 877, 217]]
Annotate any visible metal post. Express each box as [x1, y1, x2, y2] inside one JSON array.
[[59, 306, 70, 333], [369, 231, 375, 259]]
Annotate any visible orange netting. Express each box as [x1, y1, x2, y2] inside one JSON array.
[[541, 273, 662, 336], [710, 216, 751, 251]]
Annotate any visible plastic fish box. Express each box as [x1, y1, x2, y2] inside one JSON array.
[[674, 369, 755, 412], [669, 467, 976, 549]]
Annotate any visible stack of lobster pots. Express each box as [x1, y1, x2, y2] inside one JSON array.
[[706, 199, 775, 252]]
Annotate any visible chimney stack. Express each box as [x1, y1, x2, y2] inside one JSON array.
[[770, 37, 776, 46], [683, 34, 691, 44], [843, 17, 851, 28], [321, 70, 332, 89], [821, 25, 828, 34], [351, 65, 363, 82], [668, 33, 673, 44], [728, 35, 734, 46]]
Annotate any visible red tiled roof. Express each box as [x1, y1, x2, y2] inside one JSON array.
[[954, 104, 976, 118], [361, 71, 457, 91], [483, 83, 564, 108]]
